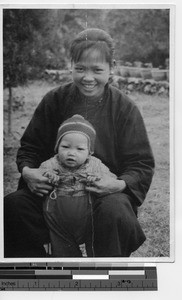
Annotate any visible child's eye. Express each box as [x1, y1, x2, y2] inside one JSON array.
[[77, 147, 85, 151], [61, 145, 69, 148]]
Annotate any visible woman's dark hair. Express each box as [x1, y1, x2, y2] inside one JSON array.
[[70, 28, 115, 67]]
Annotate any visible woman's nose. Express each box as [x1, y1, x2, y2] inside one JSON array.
[[83, 71, 94, 81]]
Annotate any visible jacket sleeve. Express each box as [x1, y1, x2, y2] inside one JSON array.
[[16, 89, 63, 173], [39, 156, 60, 173], [98, 159, 117, 179], [116, 101, 155, 206], [90, 157, 117, 179]]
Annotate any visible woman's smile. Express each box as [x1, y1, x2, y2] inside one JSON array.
[[72, 49, 111, 98], [81, 83, 97, 91]]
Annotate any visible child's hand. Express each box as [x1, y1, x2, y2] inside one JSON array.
[[43, 171, 60, 185], [79, 173, 100, 185], [86, 174, 101, 185]]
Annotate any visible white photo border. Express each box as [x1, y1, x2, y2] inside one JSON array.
[[0, 3, 175, 264]]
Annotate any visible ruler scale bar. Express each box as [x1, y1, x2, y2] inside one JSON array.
[[72, 270, 108, 275], [35, 270, 72, 275], [0, 264, 157, 291], [73, 275, 109, 280], [109, 270, 145, 275], [0, 279, 158, 290]]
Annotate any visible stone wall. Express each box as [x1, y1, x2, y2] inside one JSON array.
[[44, 68, 169, 95]]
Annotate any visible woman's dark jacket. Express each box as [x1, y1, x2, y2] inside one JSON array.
[[16, 82, 155, 208]]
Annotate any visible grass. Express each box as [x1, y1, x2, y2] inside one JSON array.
[[3, 80, 171, 258], [130, 93, 170, 257]]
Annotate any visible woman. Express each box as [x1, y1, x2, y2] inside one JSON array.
[[4, 28, 155, 257]]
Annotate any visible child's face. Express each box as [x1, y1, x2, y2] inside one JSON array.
[[72, 49, 111, 98], [58, 132, 90, 169]]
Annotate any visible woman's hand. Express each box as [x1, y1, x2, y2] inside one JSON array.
[[85, 176, 126, 196], [22, 167, 53, 197]]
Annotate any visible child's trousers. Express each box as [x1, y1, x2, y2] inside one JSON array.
[[4, 187, 146, 257], [43, 192, 94, 257]]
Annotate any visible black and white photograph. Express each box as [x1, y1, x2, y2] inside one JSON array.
[[2, 6, 173, 261]]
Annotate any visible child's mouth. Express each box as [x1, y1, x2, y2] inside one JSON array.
[[66, 158, 76, 163]]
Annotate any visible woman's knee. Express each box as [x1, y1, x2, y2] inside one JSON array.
[[4, 189, 42, 216], [4, 191, 22, 215], [95, 192, 133, 218]]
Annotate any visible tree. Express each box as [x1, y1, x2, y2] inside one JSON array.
[[107, 9, 169, 66], [3, 9, 47, 132]]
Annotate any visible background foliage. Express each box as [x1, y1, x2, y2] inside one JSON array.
[[3, 9, 169, 88]]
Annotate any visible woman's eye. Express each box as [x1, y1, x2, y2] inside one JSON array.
[[95, 68, 103, 73], [75, 67, 84, 72]]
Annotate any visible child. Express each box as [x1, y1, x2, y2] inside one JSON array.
[[40, 114, 117, 257]]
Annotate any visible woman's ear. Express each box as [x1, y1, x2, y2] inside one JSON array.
[[109, 66, 114, 84], [110, 69, 114, 76], [110, 59, 116, 73], [70, 61, 73, 73]]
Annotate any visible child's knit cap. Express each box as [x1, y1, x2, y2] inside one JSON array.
[[54, 114, 96, 153]]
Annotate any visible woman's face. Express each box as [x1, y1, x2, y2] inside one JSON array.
[[72, 49, 112, 98]]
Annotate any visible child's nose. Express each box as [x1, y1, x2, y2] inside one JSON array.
[[68, 149, 76, 155]]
